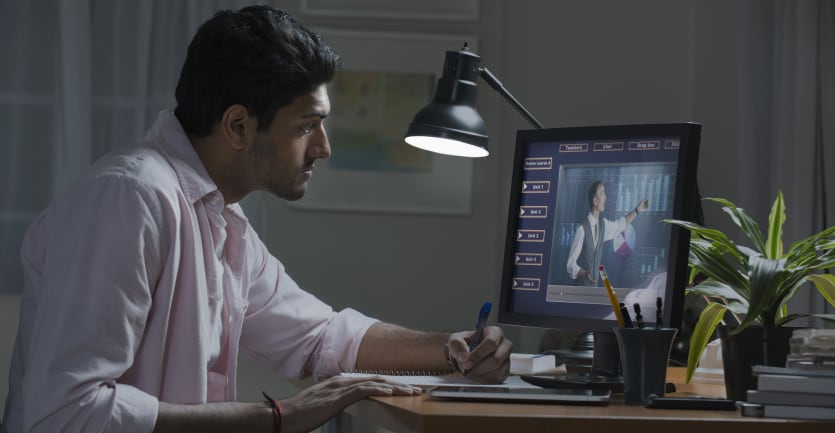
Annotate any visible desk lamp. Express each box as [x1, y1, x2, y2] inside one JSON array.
[[404, 43, 544, 158]]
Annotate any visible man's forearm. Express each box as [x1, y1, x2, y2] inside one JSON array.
[[355, 322, 450, 372], [153, 401, 273, 433], [625, 207, 639, 225]]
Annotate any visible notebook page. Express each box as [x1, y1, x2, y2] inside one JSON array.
[[339, 372, 542, 389]]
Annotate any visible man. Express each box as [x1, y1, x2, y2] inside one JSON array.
[[566, 180, 648, 286], [1, 6, 511, 433]]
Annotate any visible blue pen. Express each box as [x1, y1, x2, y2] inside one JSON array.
[[469, 301, 492, 352]]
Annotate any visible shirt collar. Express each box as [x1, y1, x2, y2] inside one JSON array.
[[146, 111, 220, 205], [147, 111, 250, 230]]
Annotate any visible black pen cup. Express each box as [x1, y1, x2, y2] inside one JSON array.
[[613, 327, 678, 404]]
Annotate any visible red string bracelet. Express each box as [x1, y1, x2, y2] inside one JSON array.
[[262, 391, 283, 433]]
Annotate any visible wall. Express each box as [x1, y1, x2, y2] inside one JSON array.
[[1, 0, 750, 416]]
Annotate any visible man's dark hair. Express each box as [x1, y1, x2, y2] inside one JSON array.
[[587, 180, 603, 209], [174, 6, 340, 137]]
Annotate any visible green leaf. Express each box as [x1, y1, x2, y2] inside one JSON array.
[[776, 313, 807, 326], [723, 300, 751, 316], [705, 197, 767, 254], [688, 266, 699, 285], [687, 279, 749, 306], [737, 256, 785, 329], [774, 274, 811, 314], [786, 226, 835, 261], [765, 191, 785, 259], [810, 314, 835, 323], [687, 302, 727, 383], [688, 241, 749, 291], [809, 274, 835, 308], [663, 218, 745, 262], [737, 245, 762, 259], [777, 313, 835, 326]]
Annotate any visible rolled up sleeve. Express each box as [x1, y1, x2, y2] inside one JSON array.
[[240, 236, 378, 378]]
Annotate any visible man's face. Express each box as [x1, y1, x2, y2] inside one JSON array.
[[248, 85, 331, 201], [594, 184, 607, 212]]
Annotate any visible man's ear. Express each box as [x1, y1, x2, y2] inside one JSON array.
[[220, 104, 253, 151]]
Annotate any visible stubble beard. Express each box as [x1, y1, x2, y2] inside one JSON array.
[[249, 136, 306, 202]]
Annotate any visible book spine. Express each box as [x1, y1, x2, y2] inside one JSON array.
[[763, 404, 835, 420], [757, 374, 835, 395], [753, 365, 835, 378], [747, 390, 835, 408]]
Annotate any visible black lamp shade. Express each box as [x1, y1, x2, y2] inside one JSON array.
[[405, 48, 490, 158]]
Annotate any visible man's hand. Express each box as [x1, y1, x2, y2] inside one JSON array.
[[154, 376, 420, 433], [280, 375, 421, 433], [446, 326, 512, 383], [577, 269, 597, 284], [636, 198, 649, 213]]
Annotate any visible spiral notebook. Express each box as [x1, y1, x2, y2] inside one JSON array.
[[339, 371, 541, 389]]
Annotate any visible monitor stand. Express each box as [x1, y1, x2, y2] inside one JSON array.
[[523, 331, 676, 393], [522, 331, 624, 391]]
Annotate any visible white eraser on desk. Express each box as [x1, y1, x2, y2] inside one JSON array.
[[510, 353, 558, 374]]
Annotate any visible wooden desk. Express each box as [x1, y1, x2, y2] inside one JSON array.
[[337, 368, 832, 433]]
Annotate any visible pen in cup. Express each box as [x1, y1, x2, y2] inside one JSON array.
[[619, 302, 634, 328], [598, 265, 625, 327], [633, 303, 645, 328], [656, 297, 663, 329]]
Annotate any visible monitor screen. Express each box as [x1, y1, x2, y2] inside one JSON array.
[[498, 123, 701, 334]]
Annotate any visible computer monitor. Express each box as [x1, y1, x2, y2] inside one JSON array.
[[498, 123, 701, 376]]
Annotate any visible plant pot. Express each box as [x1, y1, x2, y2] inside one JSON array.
[[719, 325, 795, 401]]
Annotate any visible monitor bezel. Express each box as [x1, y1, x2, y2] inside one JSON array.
[[497, 123, 701, 333]]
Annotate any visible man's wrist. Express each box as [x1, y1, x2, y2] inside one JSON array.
[[444, 341, 462, 373], [262, 391, 282, 433]]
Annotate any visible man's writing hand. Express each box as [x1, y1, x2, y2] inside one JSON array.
[[447, 326, 512, 383]]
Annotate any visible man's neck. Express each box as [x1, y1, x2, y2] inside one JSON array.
[[189, 135, 248, 204]]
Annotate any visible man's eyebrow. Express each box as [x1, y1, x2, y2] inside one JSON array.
[[300, 111, 329, 119]]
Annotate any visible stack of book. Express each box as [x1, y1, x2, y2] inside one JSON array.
[[747, 329, 835, 420], [786, 328, 835, 369], [748, 366, 835, 420]]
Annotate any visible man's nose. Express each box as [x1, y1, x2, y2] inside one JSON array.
[[312, 124, 331, 159]]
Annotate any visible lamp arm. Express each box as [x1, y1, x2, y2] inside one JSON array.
[[479, 67, 544, 130]]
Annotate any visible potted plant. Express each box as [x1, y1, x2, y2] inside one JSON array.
[[664, 191, 835, 400]]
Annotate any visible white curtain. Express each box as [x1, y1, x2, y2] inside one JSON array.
[[739, 0, 835, 325], [0, 0, 258, 294]]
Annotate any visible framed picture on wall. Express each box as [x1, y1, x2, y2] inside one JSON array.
[[289, 29, 478, 215], [301, 0, 479, 21]]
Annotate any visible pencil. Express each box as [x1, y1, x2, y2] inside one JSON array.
[[598, 265, 625, 327]]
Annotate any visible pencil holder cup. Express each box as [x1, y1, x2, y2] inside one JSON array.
[[613, 327, 678, 404]]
